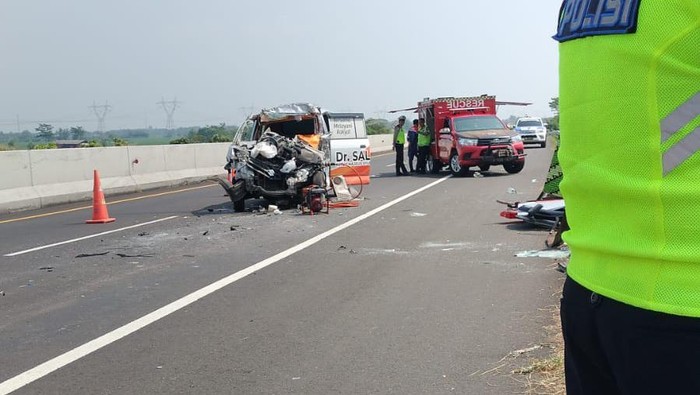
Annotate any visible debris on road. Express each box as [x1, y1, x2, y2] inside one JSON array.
[[507, 187, 518, 194], [202, 230, 209, 236], [138, 232, 149, 236], [510, 344, 543, 357], [115, 253, 155, 258], [473, 171, 484, 178], [515, 249, 570, 259], [410, 212, 427, 217], [39, 266, 54, 272], [75, 251, 110, 258]]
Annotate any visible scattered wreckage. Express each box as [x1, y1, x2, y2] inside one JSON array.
[[499, 199, 565, 229], [219, 103, 370, 212]]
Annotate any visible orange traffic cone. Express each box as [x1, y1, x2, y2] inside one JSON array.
[[86, 170, 116, 224]]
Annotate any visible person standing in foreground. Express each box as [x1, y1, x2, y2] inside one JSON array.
[[416, 118, 431, 173], [556, 1, 700, 394], [407, 119, 419, 173], [393, 115, 409, 176]]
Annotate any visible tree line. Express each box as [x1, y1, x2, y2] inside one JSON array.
[[0, 123, 238, 151]]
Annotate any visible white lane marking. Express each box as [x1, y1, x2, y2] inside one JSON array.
[[0, 176, 450, 394], [386, 163, 394, 167], [3, 216, 179, 257]]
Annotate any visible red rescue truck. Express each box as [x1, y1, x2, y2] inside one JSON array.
[[397, 96, 529, 176]]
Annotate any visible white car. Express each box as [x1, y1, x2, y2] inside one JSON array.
[[515, 117, 548, 148]]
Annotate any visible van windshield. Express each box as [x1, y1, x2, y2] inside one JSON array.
[[235, 119, 256, 142], [517, 120, 542, 127], [453, 116, 504, 132]]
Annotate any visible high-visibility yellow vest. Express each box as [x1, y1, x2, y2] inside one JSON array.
[[557, 0, 700, 317], [417, 126, 431, 147], [395, 126, 406, 145]]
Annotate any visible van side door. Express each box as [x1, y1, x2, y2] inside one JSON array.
[[324, 113, 371, 186]]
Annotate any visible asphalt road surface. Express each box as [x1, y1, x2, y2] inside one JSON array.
[[0, 145, 565, 394]]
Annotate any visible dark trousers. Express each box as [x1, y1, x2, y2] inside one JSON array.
[[416, 146, 429, 173], [408, 147, 417, 172], [561, 276, 700, 395], [395, 144, 408, 175]]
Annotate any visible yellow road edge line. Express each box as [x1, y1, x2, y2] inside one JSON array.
[[0, 183, 217, 225]]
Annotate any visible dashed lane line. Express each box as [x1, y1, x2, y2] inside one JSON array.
[[0, 184, 216, 225]]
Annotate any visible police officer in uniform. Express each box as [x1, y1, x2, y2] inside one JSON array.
[[416, 118, 431, 173], [556, 1, 700, 393], [393, 115, 409, 176]]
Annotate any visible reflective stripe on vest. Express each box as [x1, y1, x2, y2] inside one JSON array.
[[661, 92, 700, 176]]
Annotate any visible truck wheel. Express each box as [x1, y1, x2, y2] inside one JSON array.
[[479, 165, 491, 172], [503, 161, 525, 174], [233, 199, 245, 212], [449, 152, 468, 176]]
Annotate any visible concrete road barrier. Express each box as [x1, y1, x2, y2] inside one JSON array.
[[0, 135, 394, 214], [0, 143, 231, 214]]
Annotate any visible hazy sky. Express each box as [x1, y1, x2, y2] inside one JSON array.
[[0, 0, 562, 132]]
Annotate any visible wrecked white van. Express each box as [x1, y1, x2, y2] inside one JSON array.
[[221, 103, 370, 211]]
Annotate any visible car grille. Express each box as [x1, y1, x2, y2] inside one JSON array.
[[477, 137, 511, 146]]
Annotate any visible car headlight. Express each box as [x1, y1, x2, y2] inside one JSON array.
[[511, 135, 522, 143], [458, 138, 478, 146]]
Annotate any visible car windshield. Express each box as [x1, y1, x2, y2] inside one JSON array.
[[517, 120, 542, 127], [453, 116, 504, 132]]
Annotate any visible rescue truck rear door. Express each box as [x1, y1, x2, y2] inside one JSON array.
[[324, 112, 371, 186]]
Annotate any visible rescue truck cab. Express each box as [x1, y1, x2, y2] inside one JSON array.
[[416, 96, 527, 176]]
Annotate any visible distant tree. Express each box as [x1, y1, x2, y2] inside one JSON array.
[[112, 137, 128, 146], [70, 126, 86, 140], [8, 140, 15, 148], [210, 134, 230, 143], [56, 128, 71, 140], [549, 97, 559, 114], [31, 142, 58, 150], [86, 140, 102, 147], [192, 123, 228, 143], [365, 118, 392, 135], [169, 137, 190, 144], [546, 117, 560, 131], [35, 123, 54, 141], [125, 130, 148, 138]]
